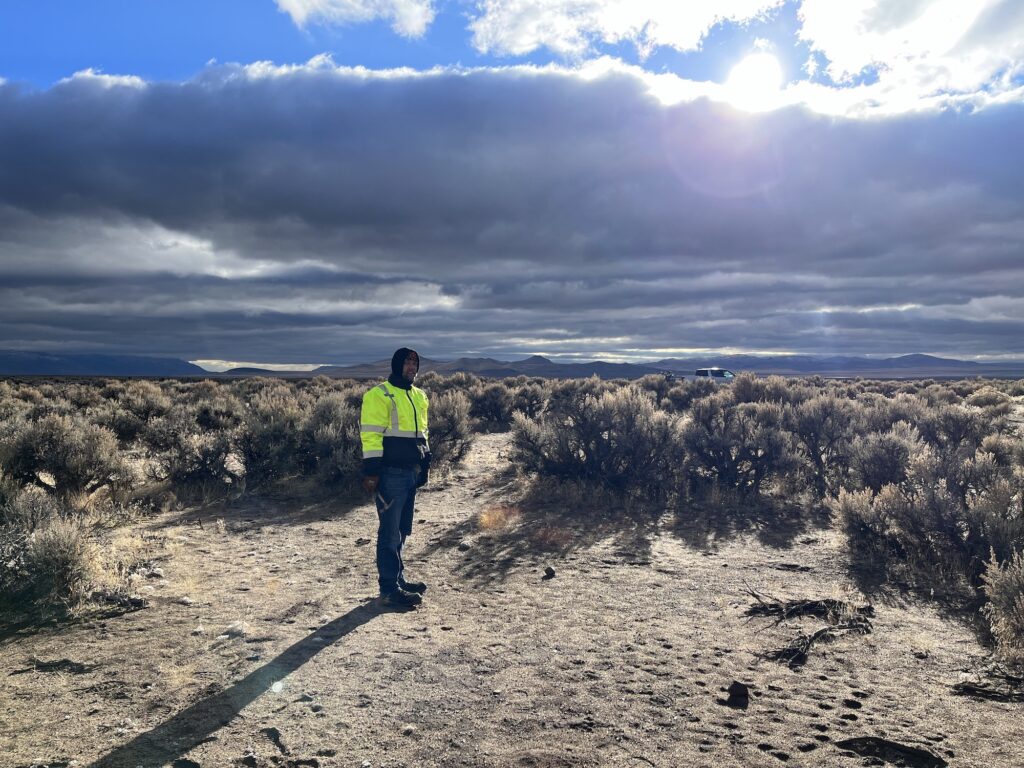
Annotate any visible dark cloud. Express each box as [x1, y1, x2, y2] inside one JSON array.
[[0, 63, 1021, 364]]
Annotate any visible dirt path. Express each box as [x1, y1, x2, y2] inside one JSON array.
[[2, 432, 1023, 767]]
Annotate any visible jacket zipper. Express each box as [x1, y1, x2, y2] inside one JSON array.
[[405, 389, 419, 437]]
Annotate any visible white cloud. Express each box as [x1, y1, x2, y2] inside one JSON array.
[[275, 0, 435, 37], [58, 69, 147, 89], [799, 0, 1024, 99], [469, 0, 783, 57]]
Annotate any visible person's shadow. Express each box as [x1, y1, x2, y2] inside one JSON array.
[[90, 601, 386, 767]]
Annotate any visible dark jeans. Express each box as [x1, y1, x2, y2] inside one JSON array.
[[375, 465, 418, 594]]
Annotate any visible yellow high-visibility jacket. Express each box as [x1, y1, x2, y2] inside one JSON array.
[[360, 381, 430, 476]]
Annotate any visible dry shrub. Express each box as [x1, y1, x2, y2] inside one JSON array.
[[856, 393, 928, 433], [25, 515, 97, 608], [0, 413, 134, 498], [918, 403, 991, 454], [543, 376, 616, 422], [847, 422, 922, 493], [511, 386, 681, 501], [967, 470, 1024, 568], [511, 383, 546, 420], [662, 378, 717, 412], [732, 374, 810, 405], [682, 392, 796, 497], [967, 387, 1010, 409], [785, 394, 859, 498], [237, 385, 308, 488], [470, 382, 515, 431], [635, 374, 673, 405], [920, 383, 961, 406], [981, 434, 1019, 467], [1, 487, 146, 613], [418, 371, 481, 397], [147, 406, 240, 502], [428, 390, 474, 473], [186, 382, 245, 431], [1, 484, 63, 529], [302, 393, 361, 487], [98, 379, 172, 443], [837, 448, 1022, 588], [983, 550, 1024, 661]]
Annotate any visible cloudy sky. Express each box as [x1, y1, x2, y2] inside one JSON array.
[[2, 1, 1023, 369]]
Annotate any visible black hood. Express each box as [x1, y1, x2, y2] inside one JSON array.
[[389, 347, 419, 388]]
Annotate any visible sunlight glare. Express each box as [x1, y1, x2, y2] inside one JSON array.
[[725, 52, 784, 112]]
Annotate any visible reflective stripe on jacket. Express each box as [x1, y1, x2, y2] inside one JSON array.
[[360, 381, 429, 475]]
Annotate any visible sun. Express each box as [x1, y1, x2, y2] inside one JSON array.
[[725, 52, 785, 112]]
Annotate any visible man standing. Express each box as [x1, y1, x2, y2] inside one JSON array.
[[361, 348, 431, 608]]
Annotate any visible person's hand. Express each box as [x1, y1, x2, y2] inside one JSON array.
[[362, 476, 379, 495]]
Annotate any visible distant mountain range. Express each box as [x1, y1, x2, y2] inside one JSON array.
[[299, 352, 1024, 380], [1, 350, 1023, 379], [0, 351, 206, 377]]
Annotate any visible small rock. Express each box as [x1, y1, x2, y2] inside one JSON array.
[[355, 537, 371, 546], [191, 625, 205, 636], [402, 724, 416, 736], [178, 596, 194, 606], [457, 541, 471, 552], [726, 680, 750, 709], [240, 755, 258, 768], [542, 566, 556, 580]]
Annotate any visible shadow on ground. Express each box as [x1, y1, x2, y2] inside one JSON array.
[[422, 472, 831, 586], [155, 480, 366, 532], [669, 494, 832, 552], [844, 547, 992, 645], [420, 472, 664, 585], [88, 601, 385, 768]]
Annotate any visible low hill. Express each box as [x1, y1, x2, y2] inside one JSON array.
[[0, 351, 206, 377]]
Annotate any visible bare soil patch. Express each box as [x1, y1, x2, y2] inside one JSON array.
[[2, 433, 1022, 767]]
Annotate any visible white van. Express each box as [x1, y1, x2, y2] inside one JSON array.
[[694, 367, 736, 382]]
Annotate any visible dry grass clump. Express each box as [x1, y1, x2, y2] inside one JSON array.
[[477, 504, 521, 531], [0, 487, 144, 613]]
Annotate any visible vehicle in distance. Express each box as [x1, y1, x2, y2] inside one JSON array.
[[695, 367, 735, 380], [663, 367, 737, 383]]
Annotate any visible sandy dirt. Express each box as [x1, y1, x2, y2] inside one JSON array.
[[2, 431, 1023, 768]]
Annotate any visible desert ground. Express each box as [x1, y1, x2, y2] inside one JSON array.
[[2, 431, 1022, 768]]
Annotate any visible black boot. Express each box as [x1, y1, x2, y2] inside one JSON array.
[[398, 578, 427, 594], [381, 588, 422, 608]]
